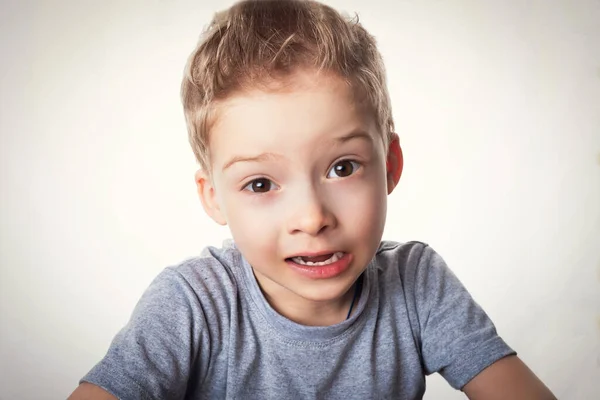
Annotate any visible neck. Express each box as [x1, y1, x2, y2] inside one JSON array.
[[255, 274, 359, 326]]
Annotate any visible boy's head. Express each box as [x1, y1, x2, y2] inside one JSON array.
[[182, 0, 403, 324]]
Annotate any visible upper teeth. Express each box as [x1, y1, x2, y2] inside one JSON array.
[[292, 252, 344, 266]]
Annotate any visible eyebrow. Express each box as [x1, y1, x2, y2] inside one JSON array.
[[333, 129, 374, 145], [222, 152, 283, 171], [221, 129, 374, 171]]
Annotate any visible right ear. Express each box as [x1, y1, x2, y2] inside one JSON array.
[[195, 169, 227, 226]]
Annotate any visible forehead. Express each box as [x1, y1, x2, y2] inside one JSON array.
[[208, 71, 380, 167]]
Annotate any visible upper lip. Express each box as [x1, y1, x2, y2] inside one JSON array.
[[285, 250, 344, 259]]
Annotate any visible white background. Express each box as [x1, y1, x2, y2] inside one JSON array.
[[1, 0, 599, 399]]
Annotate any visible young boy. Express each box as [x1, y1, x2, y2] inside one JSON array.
[[70, 1, 555, 399]]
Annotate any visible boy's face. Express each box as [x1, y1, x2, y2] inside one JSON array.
[[197, 70, 402, 321]]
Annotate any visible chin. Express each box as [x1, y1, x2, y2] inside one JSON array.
[[293, 279, 356, 303]]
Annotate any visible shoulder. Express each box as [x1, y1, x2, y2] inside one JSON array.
[[369, 240, 436, 315], [146, 240, 245, 313], [375, 240, 430, 258], [373, 240, 468, 302], [371, 240, 459, 313], [373, 240, 434, 279], [168, 240, 243, 288]]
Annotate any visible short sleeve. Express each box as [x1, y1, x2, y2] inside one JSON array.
[[413, 245, 516, 389], [81, 268, 206, 400]]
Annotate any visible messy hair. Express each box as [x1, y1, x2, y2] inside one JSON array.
[[181, 0, 394, 170]]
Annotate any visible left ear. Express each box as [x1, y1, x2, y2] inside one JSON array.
[[386, 133, 403, 194]]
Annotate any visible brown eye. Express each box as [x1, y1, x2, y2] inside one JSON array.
[[244, 178, 274, 193], [328, 160, 359, 178]]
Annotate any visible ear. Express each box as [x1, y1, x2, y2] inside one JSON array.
[[386, 133, 403, 194], [195, 169, 227, 226]]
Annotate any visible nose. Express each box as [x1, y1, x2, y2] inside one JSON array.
[[287, 188, 337, 236]]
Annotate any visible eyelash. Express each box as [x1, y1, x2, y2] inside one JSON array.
[[326, 159, 362, 179], [242, 177, 278, 194], [241, 159, 362, 194]]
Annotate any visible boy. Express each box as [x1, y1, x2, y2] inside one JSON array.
[[70, 0, 555, 399]]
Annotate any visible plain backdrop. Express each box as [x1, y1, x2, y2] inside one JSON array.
[[1, 0, 599, 399]]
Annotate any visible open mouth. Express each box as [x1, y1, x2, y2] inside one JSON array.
[[285, 251, 352, 279], [286, 252, 345, 266]]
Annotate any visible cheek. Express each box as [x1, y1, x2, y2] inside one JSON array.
[[222, 196, 282, 260], [334, 173, 388, 232]]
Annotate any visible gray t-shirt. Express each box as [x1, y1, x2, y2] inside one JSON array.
[[81, 241, 515, 399]]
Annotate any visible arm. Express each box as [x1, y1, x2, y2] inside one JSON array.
[[407, 244, 552, 394], [463, 355, 556, 400], [70, 268, 207, 399], [68, 383, 117, 400]]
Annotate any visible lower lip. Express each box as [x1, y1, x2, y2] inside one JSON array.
[[286, 253, 353, 279]]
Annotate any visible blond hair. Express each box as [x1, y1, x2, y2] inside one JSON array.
[[181, 0, 394, 170]]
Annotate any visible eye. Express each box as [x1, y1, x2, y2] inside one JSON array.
[[243, 178, 277, 193], [327, 160, 361, 178]]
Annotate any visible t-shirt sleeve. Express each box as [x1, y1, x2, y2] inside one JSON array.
[[412, 244, 516, 390], [80, 268, 205, 400]]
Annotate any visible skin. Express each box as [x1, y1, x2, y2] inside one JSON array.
[[69, 70, 556, 399], [198, 70, 400, 326]]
